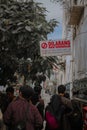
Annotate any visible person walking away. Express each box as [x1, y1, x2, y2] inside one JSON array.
[[34, 86, 44, 116], [64, 92, 83, 130], [45, 94, 65, 130], [34, 86, 44, 106], [32, 86, 45, 130], [58, 85, 73, 130], [6, 86, 15, 102], [3, 85, 43, 130], [1, 86, 15, 114], [69, 99, 83, 130], [31, 92, 44, 120], [0, 86, 15, 130], [31, 92, 44, 130]]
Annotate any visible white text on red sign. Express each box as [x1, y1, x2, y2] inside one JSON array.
[[41, 40, 70, 49]]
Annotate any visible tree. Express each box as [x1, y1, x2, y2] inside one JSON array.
[[0, 0, 62, 86]]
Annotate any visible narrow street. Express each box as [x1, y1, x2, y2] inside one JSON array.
[[0, 0, 87, 130]]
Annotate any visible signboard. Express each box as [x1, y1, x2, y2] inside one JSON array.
[[40, 40, 71, 56]]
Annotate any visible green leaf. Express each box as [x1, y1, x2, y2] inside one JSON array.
[[25, 26, 31, 32]]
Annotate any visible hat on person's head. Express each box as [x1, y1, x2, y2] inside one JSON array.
[[19, 85, 34, 100]]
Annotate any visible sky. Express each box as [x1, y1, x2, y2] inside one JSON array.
[[34, 0, 63, 40]]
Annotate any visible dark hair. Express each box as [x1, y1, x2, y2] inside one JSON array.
[[34, 85, 42, 95], [58, 85, 66, 94], [19, 85, 34, 100], [6, 87, 14, 94], [31, 92, 39, 105], [48, 94, 65, 122]]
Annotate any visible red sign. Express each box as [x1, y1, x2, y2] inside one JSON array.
[[40, 40, 71, 56]]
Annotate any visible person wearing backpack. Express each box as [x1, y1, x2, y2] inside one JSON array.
[[31, 86, 45, 130], [45, 94, 65, 130], [64, 91, 83, 130], [69, 99, 83, 130], [0, 86, 15, 114], [58, 85, 73, 130], [0, 86, 16, 130], [3, 85, 43, 130], [31, 92, 44, 119], [33, 85, 44, 119]]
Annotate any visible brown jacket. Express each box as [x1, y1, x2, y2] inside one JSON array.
[[61, 96, 72, 110], [3, 97, 43, 130], [61, 96, 73, 130]]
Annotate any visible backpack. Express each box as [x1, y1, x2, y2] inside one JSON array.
[[69, 100, 83, 128], [45, 111, 59, 130]]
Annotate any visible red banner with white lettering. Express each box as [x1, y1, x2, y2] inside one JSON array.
[[40, 40, 71, 56]]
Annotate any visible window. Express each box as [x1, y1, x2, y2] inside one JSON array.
[[73, 0, 77, 4]]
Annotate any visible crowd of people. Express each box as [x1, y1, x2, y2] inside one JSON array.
[[0, 84, 83, 130]]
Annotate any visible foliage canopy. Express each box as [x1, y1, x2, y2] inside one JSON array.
[[0, 0, 62, 86]]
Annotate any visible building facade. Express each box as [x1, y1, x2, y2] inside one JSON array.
[[63, 0, 87, 98]]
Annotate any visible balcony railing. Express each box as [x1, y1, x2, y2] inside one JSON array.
[[68, 5, 84, 25]]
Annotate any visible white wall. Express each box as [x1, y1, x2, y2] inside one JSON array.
[[73, 4, 87, 79], [65, 56, 72, 83], [63, 0, 87, 81]]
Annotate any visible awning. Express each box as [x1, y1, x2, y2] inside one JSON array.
[[68, 5, 84, 25]]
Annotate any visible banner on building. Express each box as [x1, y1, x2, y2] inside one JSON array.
[[40, 40, 71, 56]]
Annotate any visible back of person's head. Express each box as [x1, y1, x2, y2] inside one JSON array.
[[31, 92, 39, 105], [6, 86, 14, 101], [34, 85, 42, 95], [19, 85, 34, 101], [49, 94, 64, 121], [50, 94, 62, 107], [58, 85, 66, 94], [6, 86, 14, 94]]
